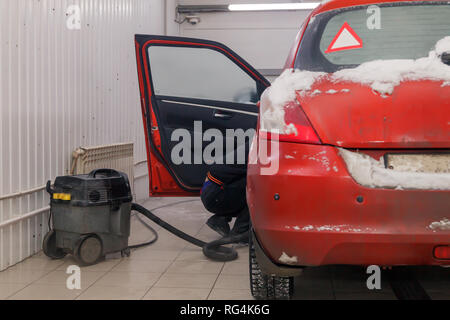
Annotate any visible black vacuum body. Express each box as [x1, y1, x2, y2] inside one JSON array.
[[43, 169, 133, 265], [43, 169, 246, 265]]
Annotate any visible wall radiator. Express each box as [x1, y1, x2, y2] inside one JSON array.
[[71, 142, 135, 193]]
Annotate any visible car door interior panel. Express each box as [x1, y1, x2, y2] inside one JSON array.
[[135, 35, 269, 194]]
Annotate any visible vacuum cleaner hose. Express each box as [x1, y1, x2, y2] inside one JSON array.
[[131, 203, 247, 262]]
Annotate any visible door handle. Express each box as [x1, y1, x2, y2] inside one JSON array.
[[213, 110, 234, 119]]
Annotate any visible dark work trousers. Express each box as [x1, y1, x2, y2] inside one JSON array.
[[200, 176, 247, 217], [200, 176, 250, 234]]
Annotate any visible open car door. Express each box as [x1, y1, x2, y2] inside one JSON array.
[[135, 35, 270, 196]]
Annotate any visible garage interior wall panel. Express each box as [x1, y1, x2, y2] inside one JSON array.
[[178, 0, 312, 73], [0, 0, 165, 271]]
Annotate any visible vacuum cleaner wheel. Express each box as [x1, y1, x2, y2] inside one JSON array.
[[43, 230, 67, 259], [75, 235, 103, 266]]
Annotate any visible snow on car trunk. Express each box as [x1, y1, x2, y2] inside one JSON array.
[[260, 70, 325, 135], [429, 218, 450, 231]]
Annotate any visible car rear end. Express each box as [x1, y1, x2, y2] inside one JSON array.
[[248, 142, 450, 267], [248, 1, 450, 269]]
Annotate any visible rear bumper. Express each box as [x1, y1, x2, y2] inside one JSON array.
[[247, 142, 450, 268]]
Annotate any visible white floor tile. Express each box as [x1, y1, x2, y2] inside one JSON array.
[[56, 258, 121, 272], [214, 274, 250, 290], [166, 260, 224, 275], [129, 247, 181, 261], [8, 283, 82, 300], [0, 283, 28, 300], [175, 249, 211, 262], [0, 268, 49, 284], [208, 289, 254, 300], [112, 259, 172, 273], [76, 285, 149, 300], [35, 270, 104, 290], [155, 273, 218, 289], [9, 256, 65, 271], [222, 260, 248, 275], [143, 287, 210, 300], [95, 271, 160, 287]]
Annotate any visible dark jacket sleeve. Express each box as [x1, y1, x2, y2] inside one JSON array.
[[207, 141, 250, 185]]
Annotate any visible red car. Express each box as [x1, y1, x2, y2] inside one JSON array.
[[135, 0, 450, 299]]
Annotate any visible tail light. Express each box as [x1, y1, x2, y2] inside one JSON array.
[[259, 100, 321, 144], [434, 245, 450, 260]]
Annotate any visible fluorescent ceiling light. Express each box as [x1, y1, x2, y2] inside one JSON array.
[[228, 3, 320, 11]]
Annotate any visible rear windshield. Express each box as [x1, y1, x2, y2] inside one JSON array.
[[295, 2, 450, 72]]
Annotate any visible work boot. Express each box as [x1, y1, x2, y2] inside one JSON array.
[[206, 215, 231, 237], [230, 207, 250, 244]]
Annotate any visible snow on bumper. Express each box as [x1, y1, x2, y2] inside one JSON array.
[[339, 148, 450, 191]]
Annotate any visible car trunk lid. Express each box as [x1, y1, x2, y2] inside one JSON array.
[[298, 78, 450, 149]]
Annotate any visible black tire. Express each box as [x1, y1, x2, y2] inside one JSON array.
[[249, 232, 294, 300], [42, 230, 66, 259], [74, 235, 103, 266]]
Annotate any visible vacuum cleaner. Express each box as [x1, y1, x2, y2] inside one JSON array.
[[42, 169, 247, 265]]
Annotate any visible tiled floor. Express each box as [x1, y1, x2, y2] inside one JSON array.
[[0, 197, 448, 300]]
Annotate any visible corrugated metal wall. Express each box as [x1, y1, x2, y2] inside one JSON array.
[[0, 0, 166, 271]]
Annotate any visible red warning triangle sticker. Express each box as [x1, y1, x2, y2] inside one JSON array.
[[325, 22, 363, 53]]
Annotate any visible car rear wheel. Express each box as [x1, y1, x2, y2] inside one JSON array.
[[249, 232, 294, 300]]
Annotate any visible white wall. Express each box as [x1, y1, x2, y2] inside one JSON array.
[[178, 0, 312, 75], [0, 0, 166, 271]]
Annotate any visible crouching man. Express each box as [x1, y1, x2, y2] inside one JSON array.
[[200, 143, 250, 241]]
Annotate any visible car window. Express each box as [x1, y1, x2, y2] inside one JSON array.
[[148, 46, 259, 104], [296, 2, 450, 72]]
